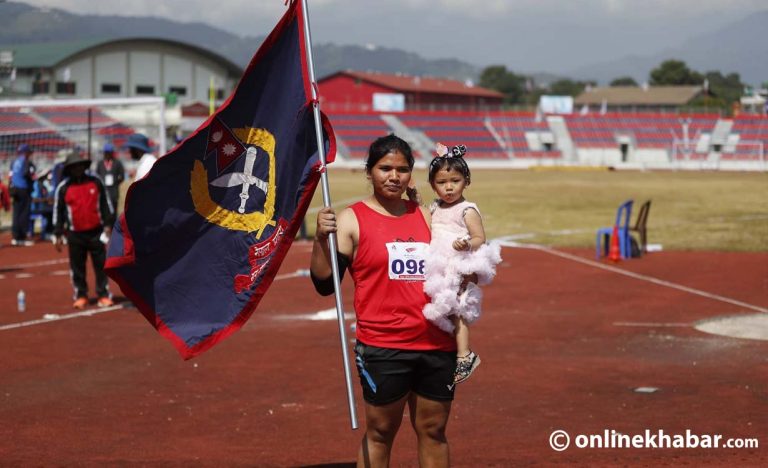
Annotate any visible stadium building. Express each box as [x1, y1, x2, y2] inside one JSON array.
[[0, 38, 242, 103], [575, 86, 705, 114], [318, 70, 504, 112]]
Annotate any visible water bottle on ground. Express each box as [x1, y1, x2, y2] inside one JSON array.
[[17, 290, 26, 313]]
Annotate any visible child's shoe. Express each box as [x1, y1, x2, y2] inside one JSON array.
[[454, 350, 481, 384]]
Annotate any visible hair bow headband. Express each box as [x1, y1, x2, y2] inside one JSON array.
[[435, 143, 467, 159]]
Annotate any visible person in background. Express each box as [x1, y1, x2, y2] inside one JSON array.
[[0, 179, 11, 212], [9, 143, 36, 246], [123, 133, 157, 181], [0, 177, 11, 225], [95, 142, 125, 214], [50, 149, 68, 193], [53, 150, 115, 309], [28, 170, 54, 241]]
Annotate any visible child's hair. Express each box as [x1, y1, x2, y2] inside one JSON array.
[[366, 134, 415, 172], [428, 144, 471, 184]]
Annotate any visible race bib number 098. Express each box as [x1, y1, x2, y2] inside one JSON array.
[[386, 242, 428, 281]]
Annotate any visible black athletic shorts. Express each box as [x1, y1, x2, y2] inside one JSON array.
[[354, 341, 457, 406]]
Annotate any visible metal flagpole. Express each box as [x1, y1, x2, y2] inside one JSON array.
[[299, 0, 359, 430]]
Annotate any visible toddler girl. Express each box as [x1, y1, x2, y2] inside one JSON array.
[[422, 143, 501, 384]]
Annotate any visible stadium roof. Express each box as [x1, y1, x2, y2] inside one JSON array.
[[0, 38, 242, 75], [575, 86, 704, 106], [0, 39, 104, 68], [322, 70, 504, 99]]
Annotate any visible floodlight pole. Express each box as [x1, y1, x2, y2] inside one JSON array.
[[300, 0, 359, 431]]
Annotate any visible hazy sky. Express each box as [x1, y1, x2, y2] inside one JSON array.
[[20, 0, 766, 73]]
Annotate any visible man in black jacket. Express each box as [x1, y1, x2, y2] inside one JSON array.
[[53, 150, 115, 309], [95, 143, 125, 214]]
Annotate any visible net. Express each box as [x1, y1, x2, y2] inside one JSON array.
[[0, 97, 166, 176], [671, 139, 765, 169]]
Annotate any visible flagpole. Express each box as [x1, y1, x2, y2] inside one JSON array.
[[299, 0, 358, 430]]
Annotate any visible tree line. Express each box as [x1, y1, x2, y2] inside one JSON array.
[[479, 59, 757, 112]]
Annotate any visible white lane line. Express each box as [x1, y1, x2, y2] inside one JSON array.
[[2, 258, 68, 270], [274, 269, 310, 280], [497, 241, 768, 315], [273, 308, 355, 321], [0, 305, 125, 331], [15, 273, 33, 279], [0, 269, 313, 331], [613, 322, 691, 327]]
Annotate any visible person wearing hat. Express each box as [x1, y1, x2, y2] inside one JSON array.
[[123, 133, 157, 181], [9, 143, 36, 246], [95, 142, 125, 214], [53, 150, 115, 309]]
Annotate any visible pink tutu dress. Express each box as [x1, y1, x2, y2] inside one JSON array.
[[423, 200, 502, 333]]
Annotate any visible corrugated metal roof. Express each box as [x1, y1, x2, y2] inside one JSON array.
[[0, 38, 242, 75], [575, 86, 703, 106], [0, 39, 106, 68], [324, 70, 504, 99]]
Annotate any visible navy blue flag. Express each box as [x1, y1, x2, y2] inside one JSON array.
[[105, 0, 335, 359]]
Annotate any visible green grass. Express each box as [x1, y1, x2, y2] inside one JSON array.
[[310, 168, 768, 252], [9, 169, 763, 252]]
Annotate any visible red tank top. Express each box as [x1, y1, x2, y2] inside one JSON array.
[[350, 200, 456, 351]]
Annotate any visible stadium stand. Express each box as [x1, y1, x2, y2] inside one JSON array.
[[2, 99, 762, 172], [0, 109, 70, 161], [328, 112, 391, 160], [723, 115, 768, 160], [564, 113, 718, 149], [35, 106, 135, 148], [397, 112, 510, 159], [487, 112, 561, 158]]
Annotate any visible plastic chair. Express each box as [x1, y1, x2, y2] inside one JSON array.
[[595, 199, 633, 259], [629, 200, 651, 254]]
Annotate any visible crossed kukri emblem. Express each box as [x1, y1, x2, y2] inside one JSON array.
[[190, 125, 277, 238]]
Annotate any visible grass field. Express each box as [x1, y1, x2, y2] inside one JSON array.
[[310, 168, 768, 252], [4, 169, 765, 252]]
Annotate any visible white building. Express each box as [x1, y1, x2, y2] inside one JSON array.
[[0, 38, 242, 105]]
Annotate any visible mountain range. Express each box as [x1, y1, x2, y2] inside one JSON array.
[[0, 1, 765, 86], [569, 10, 768, 86]]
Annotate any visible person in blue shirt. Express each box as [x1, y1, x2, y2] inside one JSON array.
[[28, 171, 54, 241], [10, 143, 36, 246]]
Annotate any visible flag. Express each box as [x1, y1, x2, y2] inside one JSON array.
[[105, 0, 335, 359]]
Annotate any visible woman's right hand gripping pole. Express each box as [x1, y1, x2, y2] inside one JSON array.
[[311, 206, 338, 280]]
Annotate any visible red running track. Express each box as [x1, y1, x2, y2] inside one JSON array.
[[0, 233, 766, 466]]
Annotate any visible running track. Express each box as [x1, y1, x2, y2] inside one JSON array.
[[1, 233, 766, 466]]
